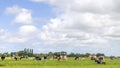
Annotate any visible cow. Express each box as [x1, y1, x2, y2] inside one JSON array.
[[14, 56, 18, 60], [34, 56, 41, 60], [75, 56, 80, 60], [11, 55, 18, 60], [20, 55, 28, 60], [53, 55, 62, 61], [44, 55, 47, 60], [89, 55, 106, 64], [90, 55, 97, 60], [110, 56, 115, 60], [94, 56, 106, 64], [57, 56, 62, 61], [1, 54, 5, 61], [53, 52, 67, 61]]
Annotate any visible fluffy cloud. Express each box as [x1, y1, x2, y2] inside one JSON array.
[[0, 29, 27, 43], [5, 5, 33, 24], [30, 0, 120, 48], [0, 25, 39, 44], [19, 25, 38, 36], [1, 0, 120, 55], [31, 0, 118, 14]]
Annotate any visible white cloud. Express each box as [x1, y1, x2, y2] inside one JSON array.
[[5, 5, 33, 24], [103, 26, 120, 40], [0, 25, 39, 43], [19, 25, 38, 36], [0, 29, 27, 43], [1, 0, 120, 55], [30, 0, 120, 48], [30, 0, 115, 13], [5, 5, 21, 14]]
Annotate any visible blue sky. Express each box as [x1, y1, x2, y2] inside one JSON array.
[[0, 0, 120, 56], [0, 0, 55, 31]]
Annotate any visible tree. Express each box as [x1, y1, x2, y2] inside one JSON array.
[[96, 53, 105, 57], [4, 52, 9, 57], [13, 48, 34, 57], [68, 52, 76, 57], [48, 52, 53, 56]]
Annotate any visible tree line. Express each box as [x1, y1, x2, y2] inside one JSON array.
[[67, 52, 105, 57], [0, 48, 105, 57]]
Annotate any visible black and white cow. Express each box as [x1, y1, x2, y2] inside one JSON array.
[[34, 56, 41, 60], [1, 54, 5, 61], [94, 56, 106, 64]]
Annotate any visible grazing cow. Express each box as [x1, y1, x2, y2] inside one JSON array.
[[53, 55, 57, 59], [53, 52, 60, 60], [1, 54, 5, 61], [20, 55, 28, 60], [53, 54, 62, 61], [34, 56, 41, 60], [89, 55, 106, 64], [62, 55, 67, 60], [57, 56, 62, 61], [53, 52, 67, 61], [12, 55, 18, 60], [91, 55, 97, 60], [20, 56, 24, 60], [110, 56, 114, 60], [14, 56, 18, 60], [75, 56, 80, 60], [95, 56, 106, 64], [44, 56, 47, 60]]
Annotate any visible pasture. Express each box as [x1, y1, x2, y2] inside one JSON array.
[[0, 57, 119, 68]]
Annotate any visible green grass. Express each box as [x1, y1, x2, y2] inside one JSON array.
[[0, 57, 119, 68]]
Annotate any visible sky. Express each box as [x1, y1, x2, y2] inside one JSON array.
[[0, 0, 120, 56]]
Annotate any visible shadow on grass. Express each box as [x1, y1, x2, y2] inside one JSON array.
[[0, 64, 5, 67]]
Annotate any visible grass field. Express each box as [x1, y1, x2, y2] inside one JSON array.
[[0, 57, 120, 68]]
